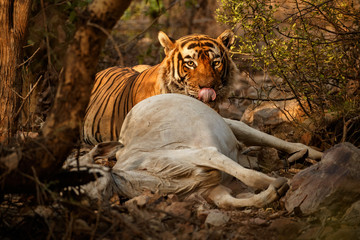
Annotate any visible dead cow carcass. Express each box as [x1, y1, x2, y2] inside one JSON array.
[[73, 94, 322, 208]]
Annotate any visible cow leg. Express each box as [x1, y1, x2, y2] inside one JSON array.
[[111, 148, 287, 199], [223, 118, 323, 160], [208, 180, 288, 208], [189, 147, 286, 190]]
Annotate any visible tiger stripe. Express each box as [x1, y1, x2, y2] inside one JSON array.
[[83, 30, 240, 145]]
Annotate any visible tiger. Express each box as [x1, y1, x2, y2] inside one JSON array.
[[83, 30, 240, 145]]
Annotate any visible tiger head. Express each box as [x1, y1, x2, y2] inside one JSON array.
[[157, 30, 240, 109]]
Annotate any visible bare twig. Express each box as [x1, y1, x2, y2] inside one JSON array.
[[40, 0, 52, 68], [87, 22, 124, 66], [32, 166, 45, 205], [17, 47, 40, 68], [10, 87, 24, 99], [90, 200, 102, 240], [342, 116, 360, 142], [229, 95, 296, 102], [63, 211, 74, 239], [13, 75, 43, 120], [286, 194, 308, 216], [119, 0, 180, 48], [261, 31, 311, 117]]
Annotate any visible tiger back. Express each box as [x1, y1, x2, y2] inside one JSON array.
[[83, 30, 240, 145]]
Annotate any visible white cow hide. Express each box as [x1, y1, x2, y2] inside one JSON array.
[[69, 94, 322, 208]]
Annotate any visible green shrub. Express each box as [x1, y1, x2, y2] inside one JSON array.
[[217, 0, 360, 146]]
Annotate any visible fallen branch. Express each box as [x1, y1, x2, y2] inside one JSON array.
[[229, 95, 296, 102]]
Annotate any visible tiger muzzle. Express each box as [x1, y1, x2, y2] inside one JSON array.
[[198, 88, 216, 103]]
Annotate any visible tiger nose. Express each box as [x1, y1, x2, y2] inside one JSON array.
[[198, 82, 215, 89]]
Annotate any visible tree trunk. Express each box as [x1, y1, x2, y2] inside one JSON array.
[[0, 0, 132, 193], [0, 0, 32, 143]]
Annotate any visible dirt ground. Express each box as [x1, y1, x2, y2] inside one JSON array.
[[0, 183, 303, 240], [1, 163, 356, 240]]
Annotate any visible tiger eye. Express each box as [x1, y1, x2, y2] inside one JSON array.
[[186, 61, 195, 68], [212, 61, 221, 67]]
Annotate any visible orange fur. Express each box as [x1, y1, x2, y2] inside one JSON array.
[[83, 30, 240, 145]]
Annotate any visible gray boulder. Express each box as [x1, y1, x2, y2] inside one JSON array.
[[284, 142, 360, 216]]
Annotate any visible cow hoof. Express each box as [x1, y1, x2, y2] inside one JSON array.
[[272, 177, 289, 197]]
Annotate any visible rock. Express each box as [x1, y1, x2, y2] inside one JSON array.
[[341, 200, 360, 226], [242, 209, 252, 214], [159, 231, 176, 240], [34, 205, 53, 218], [241, 100, 301, 130], [73, 218, 92, 232], [250, 217, 268, 226], [125, 195, 151, 207], [284, 143, 360, 216], [324, 227, 360, 240], [204, 210, 230, 226], [219, 72, 255, 120], [268, 218, 305, 240], [196, 204, 211, 221], [257, 147, 283, 172], [297, 226, 333, 240], [164, 201, 192, 219]]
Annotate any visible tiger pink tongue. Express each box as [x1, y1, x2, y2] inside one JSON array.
[[198, 88, 216, 103]]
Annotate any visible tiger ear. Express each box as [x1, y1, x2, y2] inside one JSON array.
[[217, 30, 235, 49], [158, 31, 176, 55]]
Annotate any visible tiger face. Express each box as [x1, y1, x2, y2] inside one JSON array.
[[157, 30, 239, 109]]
